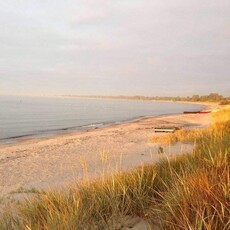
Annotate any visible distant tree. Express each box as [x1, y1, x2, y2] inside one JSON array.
[[200, 95, 208, 101], [208, 93, 223, 101], [192, 95, 200, 102]]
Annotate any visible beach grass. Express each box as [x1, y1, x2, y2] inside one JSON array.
[[151, 107, 230, 146], [0, 108, 229, 229]]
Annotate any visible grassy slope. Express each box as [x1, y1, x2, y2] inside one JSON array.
[[1, 108, 229, 230]]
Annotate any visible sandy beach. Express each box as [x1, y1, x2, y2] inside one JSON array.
[[0, 112, 212, 199]]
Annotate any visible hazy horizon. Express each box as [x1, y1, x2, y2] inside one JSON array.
[[0, 1, 230, 97]]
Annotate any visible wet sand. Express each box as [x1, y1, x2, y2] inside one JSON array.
[[0, 112, 212, 198]]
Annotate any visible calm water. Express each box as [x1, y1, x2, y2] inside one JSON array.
[[0, 96, 204, 143]]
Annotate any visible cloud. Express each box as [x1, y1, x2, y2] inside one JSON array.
[[0, 0, 229, 96]]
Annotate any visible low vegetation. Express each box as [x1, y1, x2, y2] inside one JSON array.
[[151, 128, 204, 145], [0, 108, 229, 229], [152, 106, 230, 144]]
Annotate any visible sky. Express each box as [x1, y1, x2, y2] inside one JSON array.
[[0, 0, 229, 97]]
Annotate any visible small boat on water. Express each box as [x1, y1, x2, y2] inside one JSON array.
[[183, 111, 200, 114], [184, 110, 211, 114]]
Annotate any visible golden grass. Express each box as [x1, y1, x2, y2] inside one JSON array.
[[151, 106, 230, 145], [212, 106, 230, 123], [151, 128, 204, 145], [0, 108, 229, 229]]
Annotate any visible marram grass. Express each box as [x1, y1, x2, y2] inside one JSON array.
[[0, 108, 229, 230]]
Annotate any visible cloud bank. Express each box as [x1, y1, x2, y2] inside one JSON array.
[[0, 0, 229, 96]]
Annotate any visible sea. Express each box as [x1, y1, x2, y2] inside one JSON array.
[[0, 96, 205, 144]]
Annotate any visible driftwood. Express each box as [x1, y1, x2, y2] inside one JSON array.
[[154, 127, 180, 133]]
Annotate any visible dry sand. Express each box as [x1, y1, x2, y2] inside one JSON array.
[[0, 113, 211, 198]]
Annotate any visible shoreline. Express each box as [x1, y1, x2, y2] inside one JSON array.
[[0, 111, 204, 148], [0, 115, 173, 147], [0, 100, 212, 146], [0, 111, 213, 198]]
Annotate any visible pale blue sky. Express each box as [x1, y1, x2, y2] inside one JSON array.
[[0, 0, 229, 96]]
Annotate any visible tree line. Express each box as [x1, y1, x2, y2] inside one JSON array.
[[108, 93, 229, 104], [66, 93, 230, 105], [153, 93, 229, 104]]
